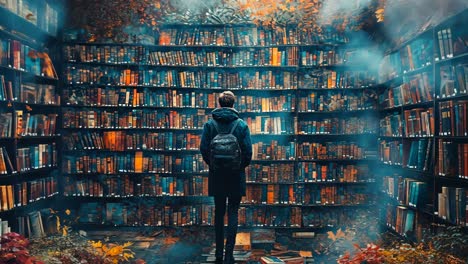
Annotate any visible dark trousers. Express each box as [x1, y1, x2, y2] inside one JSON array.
[[214, 195, 241, 260]]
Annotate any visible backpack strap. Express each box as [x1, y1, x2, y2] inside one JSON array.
[[229, 119, 240, 134], [212, 119, 240, 134]]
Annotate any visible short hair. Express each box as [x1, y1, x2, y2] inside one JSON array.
[[218, 91, 236, 107]]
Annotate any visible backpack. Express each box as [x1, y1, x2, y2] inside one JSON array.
[[210, 119, 242, 175]]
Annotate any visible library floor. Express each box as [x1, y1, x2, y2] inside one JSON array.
[[74, 226, 376, 264]]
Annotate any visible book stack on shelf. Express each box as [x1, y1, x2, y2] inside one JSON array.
[[378, 9, 468, 241], [0, 0, 60, 236], [61, 24, 378, 229]]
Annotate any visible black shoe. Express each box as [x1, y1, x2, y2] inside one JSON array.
[[215, 257, 223, 264]]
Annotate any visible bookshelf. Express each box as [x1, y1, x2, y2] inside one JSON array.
[[378, 8, 468, 241], [61, 24, 379, 229], [0, 0, 61, 235]]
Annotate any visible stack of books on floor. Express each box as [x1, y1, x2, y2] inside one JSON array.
[[202, 232, 312, 263]]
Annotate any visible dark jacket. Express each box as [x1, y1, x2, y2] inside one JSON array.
[[200, 107, 252, 197]]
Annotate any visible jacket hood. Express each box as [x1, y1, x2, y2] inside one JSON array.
[[211, 107, 239, 123]]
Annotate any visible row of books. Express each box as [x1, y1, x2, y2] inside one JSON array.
[[0, 39, 58, 78], [250, 162, 371, 183], [16, 211, 45, 238], [246, 164, 295, 183], [0, 0, 59, 35], [437, 142, 468, 179], [378, 38, 433, 82], [437, 186, 468, 226], [65, 44, 361, 66], [64, 175, 209, 197], [252, 141, 296, 161], [439, 101, 467, 136], [65, 87, 220, 108], [0, 76, 59, 104], [0, 177, 57, 212], [379, 139, 432, 171], [380, 113, 404, 137], [148, 48, 300, 67], [439, 64, 468, 98], [300, 49, 344, 66], [404, 108, 435, 137], [298, 163, 372, 183], [62, 153, 208, 174], [297, 91, 377, 112], [237, 94, 295, 112], [399, 37, 433, 72], [405, 139, 433, 171], [64, 45, 149, 64], [379, 140, 403, 165], [65, 66, 299, 89], [16, 143, 57, 172], [298, 116, 378, 135], [78, 203, 216, 226], [436, 28, 467, 61], [65, 183, 369, 205], [78, 202, 303, 227], [242, 184, 370, 205], [299, 71, 377, 89], [158, 27, 348, 46], [20, 83, 59, 105], [297, 141, 368, 160], [51, 88, 297, 114], [61, 109, 298, 133], [383, 176, 429, 208], [62, 109, 210, 130], [15, 112, 58, 137], [245, 116, 296, 135], [378, 73, 434, 109], [63, 131, 201, 151], [302, 185, 370, 205], [63, 87, 380, 114], [386, 205, 416, 237], [78, 202, 371, 227], [239, 206, 303, 227]]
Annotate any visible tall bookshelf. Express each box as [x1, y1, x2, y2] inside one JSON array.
[[378, 8, 468, 242], [60, 24, 379, 229], [0, 1, 61, 235]]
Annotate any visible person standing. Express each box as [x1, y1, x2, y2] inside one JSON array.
[[200, 91, 252, 264]]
